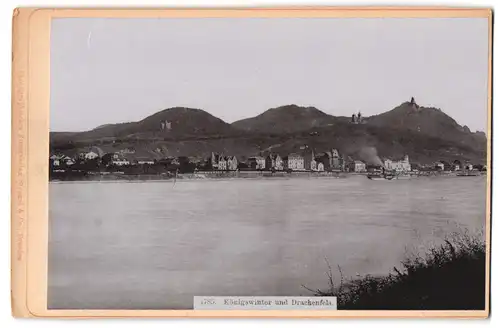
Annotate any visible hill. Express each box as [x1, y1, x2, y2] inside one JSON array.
[[231, 104, 349, 134], [50, 121, 486, 165], [52, 107, 239, 144], [50, 101, 487, 165], [365, 100, 486, 151]]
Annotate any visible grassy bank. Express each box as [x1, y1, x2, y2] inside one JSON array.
[[306, 233, 487, 310]]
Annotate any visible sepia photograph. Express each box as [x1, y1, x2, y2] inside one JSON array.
[[45, 13, 490, 312]]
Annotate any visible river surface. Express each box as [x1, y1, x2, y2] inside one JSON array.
[[48, 175, 487, 309]]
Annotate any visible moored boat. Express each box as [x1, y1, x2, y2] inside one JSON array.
[[456, 170, 481, 177], [368, 175, 394, 180], [367, 168, 394, 180]]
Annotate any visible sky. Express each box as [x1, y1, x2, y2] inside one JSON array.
[[51, 17, 489, 132]]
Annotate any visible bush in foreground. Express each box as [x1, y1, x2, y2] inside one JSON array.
[[305, 233, 486, 310]]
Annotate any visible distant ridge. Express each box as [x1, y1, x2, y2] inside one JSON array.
[[50, 100, 487, 164]]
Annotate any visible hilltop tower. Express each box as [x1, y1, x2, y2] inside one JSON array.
[[410, 97, 419, 110]]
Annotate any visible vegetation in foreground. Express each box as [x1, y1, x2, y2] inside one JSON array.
[[305, 232, 487, 310]]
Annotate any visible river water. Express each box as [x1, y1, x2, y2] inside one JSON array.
[[48, 175, 487, 309]]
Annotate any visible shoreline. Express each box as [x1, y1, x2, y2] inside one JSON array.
[[50, 171, 347, 182], [49, 170, 485, 182]]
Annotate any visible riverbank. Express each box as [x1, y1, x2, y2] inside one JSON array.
[[308, 233, 486, 310], [50, 170, 348, 182], [49, 170, 485, 182]]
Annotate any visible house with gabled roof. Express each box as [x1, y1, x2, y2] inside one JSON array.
[[265, 153, 283, 171], [226, 156, 238, 171], [248, 156, 266, 170]]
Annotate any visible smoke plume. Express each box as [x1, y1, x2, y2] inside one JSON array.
[[358, 147, 384, 166]]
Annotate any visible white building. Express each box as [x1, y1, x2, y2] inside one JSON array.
[[384, 155, 411, 172], [218, 157, 228, 170], [284, 153, 305, 171], [84, 151, 99, 160], [111, 154, 130, 166], [350, 160, 366, 172], [227, 156, 238, 171]]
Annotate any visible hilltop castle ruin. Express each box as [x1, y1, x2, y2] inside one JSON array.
[[160, 120, 172, 131]]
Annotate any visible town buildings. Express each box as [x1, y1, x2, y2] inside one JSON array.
[[50, 154, 75, 167], [50, 145, 484, 176], [209, 153, 239, 171]]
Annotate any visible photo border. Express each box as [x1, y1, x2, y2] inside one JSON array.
[[11, 6, 492, 318]]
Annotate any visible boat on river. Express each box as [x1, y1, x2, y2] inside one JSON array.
[[367, 174, 392, 180], [367, 168, 394, 180], [367, 168, 412, 180], [456, 170, 481, 177]]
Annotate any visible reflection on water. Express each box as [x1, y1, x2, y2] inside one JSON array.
[[48, 175, 487, 309]]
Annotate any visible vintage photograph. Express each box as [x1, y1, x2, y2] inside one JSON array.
[[48, 16, 490, 310]]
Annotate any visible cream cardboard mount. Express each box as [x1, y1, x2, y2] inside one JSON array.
[[11, 7, 492, 318]]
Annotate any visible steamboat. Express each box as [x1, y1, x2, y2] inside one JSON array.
[[367, 167, 394, 180], [367, 168, 410, 180]]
